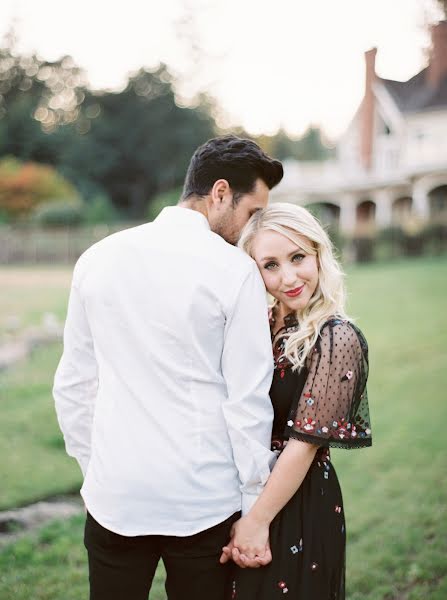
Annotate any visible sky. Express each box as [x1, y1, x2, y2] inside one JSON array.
[[0, 0, 444, 139]]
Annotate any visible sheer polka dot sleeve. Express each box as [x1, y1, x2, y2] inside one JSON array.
[[285, 319, 372, 449]]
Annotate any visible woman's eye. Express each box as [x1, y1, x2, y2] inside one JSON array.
[[264, 262, 277, 270], [292, 253, 305, 262]]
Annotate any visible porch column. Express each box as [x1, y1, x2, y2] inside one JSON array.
[[373, 189, 393, 228], [412, 181, 430, 220], [339, 193, 357, 234]]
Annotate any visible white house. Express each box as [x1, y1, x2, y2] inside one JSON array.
[[272, 21, 447, 234]]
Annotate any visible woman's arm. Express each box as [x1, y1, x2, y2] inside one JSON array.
[[220, 438, 318, 567]]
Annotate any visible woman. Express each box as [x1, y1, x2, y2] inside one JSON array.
[[221, 203, 372, 599]]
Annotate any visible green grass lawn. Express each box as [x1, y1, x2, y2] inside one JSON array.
[[0, 256, 446, 599], [336, 256, 447, 599], [0, 342, 82, 509], [0, 267, 71, 336]]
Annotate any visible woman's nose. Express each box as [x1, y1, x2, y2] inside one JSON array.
[[281, 265, 298, 286]]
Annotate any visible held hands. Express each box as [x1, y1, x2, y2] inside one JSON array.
[[219, 515, 272, 569]]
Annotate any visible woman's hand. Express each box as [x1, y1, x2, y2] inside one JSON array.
[[219, 515, 272, 568]]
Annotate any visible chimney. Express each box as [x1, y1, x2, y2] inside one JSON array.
[[360, 47, 377, 171], [427, 20, 447, 88]]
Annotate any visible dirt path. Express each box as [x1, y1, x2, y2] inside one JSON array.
[[0, 495, 83, 548], [0, 267, 72, 287]]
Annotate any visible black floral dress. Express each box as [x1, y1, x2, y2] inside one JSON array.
[[231, 315, 372, 600]]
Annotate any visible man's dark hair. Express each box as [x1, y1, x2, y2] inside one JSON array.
[[181, 135, 283, 204]]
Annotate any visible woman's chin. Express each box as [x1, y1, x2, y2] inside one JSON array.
[[281, 296, 307, 313]]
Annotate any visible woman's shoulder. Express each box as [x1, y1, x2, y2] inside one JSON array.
[[318, 317, 368, 356]]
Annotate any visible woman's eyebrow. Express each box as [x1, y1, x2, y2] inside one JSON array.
[[260, 255, 277, 261]]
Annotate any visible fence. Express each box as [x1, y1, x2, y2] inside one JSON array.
[[0, 224, 136, 265], [0, 222, 446, 265]]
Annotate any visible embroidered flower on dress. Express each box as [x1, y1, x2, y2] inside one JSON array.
[[303, 418, 316, 432]]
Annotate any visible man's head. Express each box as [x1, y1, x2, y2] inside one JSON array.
[[180, 135, 283, 244]]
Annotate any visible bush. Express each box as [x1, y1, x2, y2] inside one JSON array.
[[352, 235, 375, 263], [423, 222, 447, 254], [326, 224, 345, 259], [377, 226, 406, 259], [146, 188, 181, 222], [32, 199, 85, 227], [0, 157, 81, 218], [0, 209, 11, 224], [83, 195, 119, 224]]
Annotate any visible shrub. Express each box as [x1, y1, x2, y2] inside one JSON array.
[[352, 235, 375, 263], [146, 188, 181, 222], [0, 157, 81, 218], [32, 199, 85, 227], [422, 222, 447, 254], [377, 226, 406, 259], [83, 195, 119, 224]]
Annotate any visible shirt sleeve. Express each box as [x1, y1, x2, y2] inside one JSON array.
[[285, 320, 371, 449], [221, 262, 276, 514], [53, 258, 98, 476]]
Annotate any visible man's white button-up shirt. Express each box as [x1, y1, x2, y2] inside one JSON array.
[[53, 206, 275, 536]]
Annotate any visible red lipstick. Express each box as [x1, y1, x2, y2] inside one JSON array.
[[284, 285, 304, 298]]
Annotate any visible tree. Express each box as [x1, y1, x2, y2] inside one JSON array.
[[0, 31, 216, 219], [252, 127, 333, 162], [62, 65, 215, 217], [0, 29, 87, 165]]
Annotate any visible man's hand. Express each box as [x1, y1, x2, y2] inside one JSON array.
[[219, 516, 272, 568]]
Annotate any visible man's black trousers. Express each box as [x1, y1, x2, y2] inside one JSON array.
[[84, 511, 239, 600]]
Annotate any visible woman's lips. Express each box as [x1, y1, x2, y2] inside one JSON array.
[[284, 285, 304, 298]]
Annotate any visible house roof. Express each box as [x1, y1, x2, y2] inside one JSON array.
[[379, 68, 447, 113]]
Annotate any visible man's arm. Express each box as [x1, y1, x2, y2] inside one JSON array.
[[220, 438, 318, 566], [53, 262, 98, 477], [221, 261, 275, 516]]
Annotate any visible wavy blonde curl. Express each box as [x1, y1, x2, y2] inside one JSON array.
[[238, 202, 350, 371]]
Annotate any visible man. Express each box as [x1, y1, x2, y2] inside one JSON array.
[[53, 135, 283, 600]]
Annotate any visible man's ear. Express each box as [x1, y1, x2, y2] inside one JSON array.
[[210, 179, 231, 208]]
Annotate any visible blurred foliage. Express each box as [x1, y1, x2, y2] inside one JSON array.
[[0, 156, 80, 218], [254, 127, 334, 162], [62, 67, 216, 218], [146, 187, 182, 221], [0, 29, 87, 162], [32, 199, 85, 227], [0, 30, 333, 221], [349, 222, 447, 263], [83, 195, 119, 225]]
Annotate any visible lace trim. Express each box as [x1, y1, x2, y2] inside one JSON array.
[[287, 429, 372, 450]]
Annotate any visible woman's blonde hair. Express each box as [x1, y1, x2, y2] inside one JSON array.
[[238, 202, 349, 370]]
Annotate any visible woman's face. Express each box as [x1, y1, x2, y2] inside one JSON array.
[[251, 229, 319, 314]]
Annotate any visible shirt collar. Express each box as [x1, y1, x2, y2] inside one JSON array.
[[154, 206, 210, 230]]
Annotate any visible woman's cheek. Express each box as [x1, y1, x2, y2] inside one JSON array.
[[263, 273, 278, 296]]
